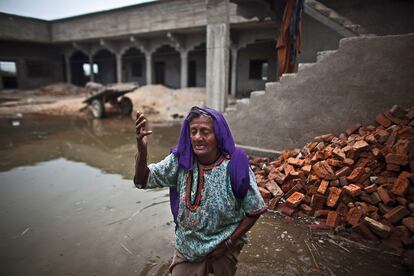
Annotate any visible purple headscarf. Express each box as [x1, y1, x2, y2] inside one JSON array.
[[169, 106, 250, 226]]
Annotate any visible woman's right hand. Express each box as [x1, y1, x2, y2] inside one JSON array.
[[135, 111, 153, 149]]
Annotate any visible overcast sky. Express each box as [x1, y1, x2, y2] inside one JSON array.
[[0, 0, 156, 20]]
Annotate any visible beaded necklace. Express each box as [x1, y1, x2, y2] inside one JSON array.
[[184, 154, 226, 211]]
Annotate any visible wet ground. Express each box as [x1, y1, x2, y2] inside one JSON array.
[[0, 114, 408, 275]]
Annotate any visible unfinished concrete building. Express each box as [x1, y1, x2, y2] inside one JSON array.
[[0, 0, 413, 113]]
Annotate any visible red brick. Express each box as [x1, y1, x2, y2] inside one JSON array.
[[400, 171, 414, 182], [314, 209, 330, 218], [300, 204, 313, 215], [365, 134, 377, 144], [286, 192, 305, 208], [312, 161, 335, 180], [333, 147, 346, 160], [375, 113, 392, 127], [377, 186, 395, 206], [268, 196, 282, 210], [364, 184, 377, 193], [386, 164, 400, 172], [384, 206, 410, 224], [287, 157, 305, 167], [301, 164, 312, 175], [278, 203, 296, 216], [402, 217, 414, 232], [384, 110, 405, 125], [326, 187, 342, 208], [346, 123, 362, 136], [326, 211, 340, 228], [284, 183, 303, 199], [327, 158, 343, 168], [268, 169, 286, 185], [364, 217, 391, 238], [346, 167, 363, 183], [310, 194, 326, 210], [353, 140, 369, 152], [390, 104, 407, 118], [282, 148, 301, 161], [317, 180, 329, 195], [346, 207, 363, 226], [336, 202, 349, 217], [352, 222, 379, 242], [335, 166, 351, 178], [391, 176, 410, 197], [259, 187, 271, 199], [385, 153, 409, 166], [265, 180, 285, 197], [343, 184, 362, 197], [339, 176, 348, 187]]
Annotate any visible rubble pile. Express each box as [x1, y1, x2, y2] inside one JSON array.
[[251, 105, 414, 249]]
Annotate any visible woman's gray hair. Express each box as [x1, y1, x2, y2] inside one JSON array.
[[187, 106, 212, 122]]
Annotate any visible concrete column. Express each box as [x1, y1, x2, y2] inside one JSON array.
[[230, 47, 239, 97], [89, 55, 95, 82], [180, 50, 188, 88], [206, 0, 230, 112], [65, 54, 72, 84], [145, 52, 152, 85], [116, 53, 122, 83]]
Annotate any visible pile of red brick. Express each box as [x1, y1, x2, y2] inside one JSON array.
[[252, 105, 414, 248]]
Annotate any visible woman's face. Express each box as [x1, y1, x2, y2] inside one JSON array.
[[189, 115, 218, 163]]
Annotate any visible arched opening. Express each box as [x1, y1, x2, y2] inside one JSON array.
[[188, 43, 206, 87], [70, 51, 89, 87], [236, 40, 277, 98], [93, 49, 116, 84], [152, 45, 180, 88], [122, 48, 146, 85]]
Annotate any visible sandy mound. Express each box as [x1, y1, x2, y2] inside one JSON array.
[[34, 83, 88, 96], [128, 85, 206, 122]]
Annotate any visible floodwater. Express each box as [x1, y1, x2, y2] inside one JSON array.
[[0, 114, 408, 275]]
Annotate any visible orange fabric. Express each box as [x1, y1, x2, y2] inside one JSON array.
[[276, 0, 302, 77]]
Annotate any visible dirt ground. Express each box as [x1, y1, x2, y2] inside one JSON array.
[[0, 83, 206, 122]]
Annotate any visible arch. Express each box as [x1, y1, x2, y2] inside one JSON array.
[[92, 49, 117, 84], [122, 47, 146, 84], [187, 43, 206, 87], [152, 44, 181, 88], [69, 50, 90, 86]]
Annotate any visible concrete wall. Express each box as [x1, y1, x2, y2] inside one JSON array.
[[0, 41, 64, 89], [152, 48, 181, 89], [0, 13, 50, 43], [298, 14, 343, 63], [318, 0, 414, 36], [236, 41, 277, 97], [226, 33, 414, 151], [49, 0, 254, 43]]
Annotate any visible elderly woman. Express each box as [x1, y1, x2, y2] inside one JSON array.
[[134, 106, 266, 275]]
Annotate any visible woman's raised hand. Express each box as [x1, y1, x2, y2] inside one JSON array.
[[135, 111, 153, 149]]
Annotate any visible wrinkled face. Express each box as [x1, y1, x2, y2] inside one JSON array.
[[189, 115, 218, 162]]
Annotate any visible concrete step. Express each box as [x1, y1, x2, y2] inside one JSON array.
[[316, 50, 337, 62], [279, 73, 297, 85], [250, 90, 265, 98], [298, 62, 317, 72]]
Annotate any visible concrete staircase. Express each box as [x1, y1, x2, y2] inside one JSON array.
[[225, 33, 414, 152]]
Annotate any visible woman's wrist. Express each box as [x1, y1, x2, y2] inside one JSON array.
[[224, 238, 235, 249]]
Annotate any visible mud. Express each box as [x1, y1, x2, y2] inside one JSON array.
[[0, 115, 408, 275]]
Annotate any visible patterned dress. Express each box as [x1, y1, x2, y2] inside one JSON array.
[[146, 153, 266, 262]]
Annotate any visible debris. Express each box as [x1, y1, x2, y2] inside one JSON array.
[[250, 104, 414, 251]]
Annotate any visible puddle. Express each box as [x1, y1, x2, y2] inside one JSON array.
[[0, 115, 408, 275]]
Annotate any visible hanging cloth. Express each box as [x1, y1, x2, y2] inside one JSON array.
[[276, 0, 304, 77]]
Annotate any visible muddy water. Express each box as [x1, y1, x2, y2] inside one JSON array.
[[0, 115, 408, 275]]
